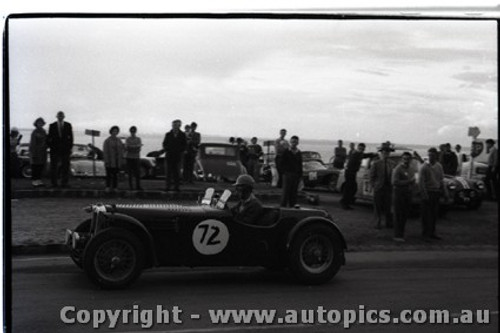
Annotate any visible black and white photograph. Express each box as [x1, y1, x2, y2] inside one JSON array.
[[3, 1, 499, 332]]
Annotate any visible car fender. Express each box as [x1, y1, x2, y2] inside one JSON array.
[[105, 212, 158, 267], [140, 157, 155, 169], [286, 216, 347, 252]]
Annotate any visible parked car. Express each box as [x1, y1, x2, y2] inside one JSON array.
[[196, 143, 247, 182], [443, 175, 484, 209], [335, 149, 485, 210], [18, 143, 106, 178], [65, 188, 347, 289], [302, 159, 340, 192], [260, 149, 340, 192], [144, 143, 247, 182]]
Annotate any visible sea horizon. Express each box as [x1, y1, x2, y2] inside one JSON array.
[[17, 127, 464, 163]]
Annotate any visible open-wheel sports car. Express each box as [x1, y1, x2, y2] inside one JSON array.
[[65, 188, 347, 289], [443, 175, 484, 209]]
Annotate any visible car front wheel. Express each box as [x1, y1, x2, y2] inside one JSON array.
[[139, 165, 149, 179], [21, 164, 32, 178], [288, 224, 343, 285], [83, 228, 144, 289]]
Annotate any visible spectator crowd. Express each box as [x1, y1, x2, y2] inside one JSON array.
[[9, 110, 499, 243]]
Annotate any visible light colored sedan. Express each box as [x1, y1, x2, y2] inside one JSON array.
[[18, 143, 106, 178]]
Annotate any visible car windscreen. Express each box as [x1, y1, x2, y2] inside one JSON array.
[[202, 146, 238, 157], [303, 160, 328, 171], [72, 145, 91, 158]]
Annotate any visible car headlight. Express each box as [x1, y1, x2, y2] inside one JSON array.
[[476, 182, 485, 190], [448, 184, 457, 190]]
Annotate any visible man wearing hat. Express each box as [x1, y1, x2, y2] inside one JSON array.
[[47, 111, 73, 188], [419, 147, 449, 241], [369, 141, 395, 229], [231, 174, 264, 225]]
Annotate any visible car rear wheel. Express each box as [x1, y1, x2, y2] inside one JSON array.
[[288, 224, 343, 285], [21, 164, 32, 178], [139, 165, 149, 179], [83, 228, 144, 289], [70, 219, 91, 269]]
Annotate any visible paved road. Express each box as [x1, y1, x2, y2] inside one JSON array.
[[9, 251, 498, 333]]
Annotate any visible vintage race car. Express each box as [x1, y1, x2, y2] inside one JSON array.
[[444, 175, 484, 209], [65, 188, 347, 289]]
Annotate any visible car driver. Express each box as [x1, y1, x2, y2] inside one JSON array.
[[231, 175, 264, 225]]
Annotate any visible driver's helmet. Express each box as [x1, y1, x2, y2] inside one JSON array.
[[233, 174, 255, 187]]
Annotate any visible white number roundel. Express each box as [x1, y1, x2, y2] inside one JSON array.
[[192, 219, 229, 255]]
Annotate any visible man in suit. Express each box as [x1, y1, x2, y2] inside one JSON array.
[[163, 119, 187, 191], [231, 175, 264, 225], [369, 141, 395, 229], [47, 111, 73, 187]]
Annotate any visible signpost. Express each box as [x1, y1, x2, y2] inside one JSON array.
[[468, 126, 480, 140], [85, 129, 101, 177]]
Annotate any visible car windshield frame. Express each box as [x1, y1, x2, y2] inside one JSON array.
[[201, 145, 239, 158], [303, 160, 328, 171]]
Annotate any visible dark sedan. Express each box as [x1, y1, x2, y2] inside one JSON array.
[[143, 143, 247, 182]]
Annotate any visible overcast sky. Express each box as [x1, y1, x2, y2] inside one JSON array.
[[7, 16, 498, 146]]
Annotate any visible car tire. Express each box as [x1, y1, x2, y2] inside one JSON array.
[[288, 224, 343, 285], [70, 219, 91, 269], [83, 227, 144, 289], [21, 164, 32, 178], [139, 165, 149, 179], [327, 174, 339, 192]]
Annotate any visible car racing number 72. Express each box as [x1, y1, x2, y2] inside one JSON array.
[[192, 219, 229, 255]]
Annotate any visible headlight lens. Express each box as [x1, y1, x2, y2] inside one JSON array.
[[476, 182, 485, 190], [448, 184, 457, 190]]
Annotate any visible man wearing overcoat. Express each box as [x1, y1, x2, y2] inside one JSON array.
[[370, 142, 395, 229], [163, 119, 187, 191], [47, 111, 73, 187]]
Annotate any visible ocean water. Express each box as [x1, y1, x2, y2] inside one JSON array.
[[17, 128, 434, 162]]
